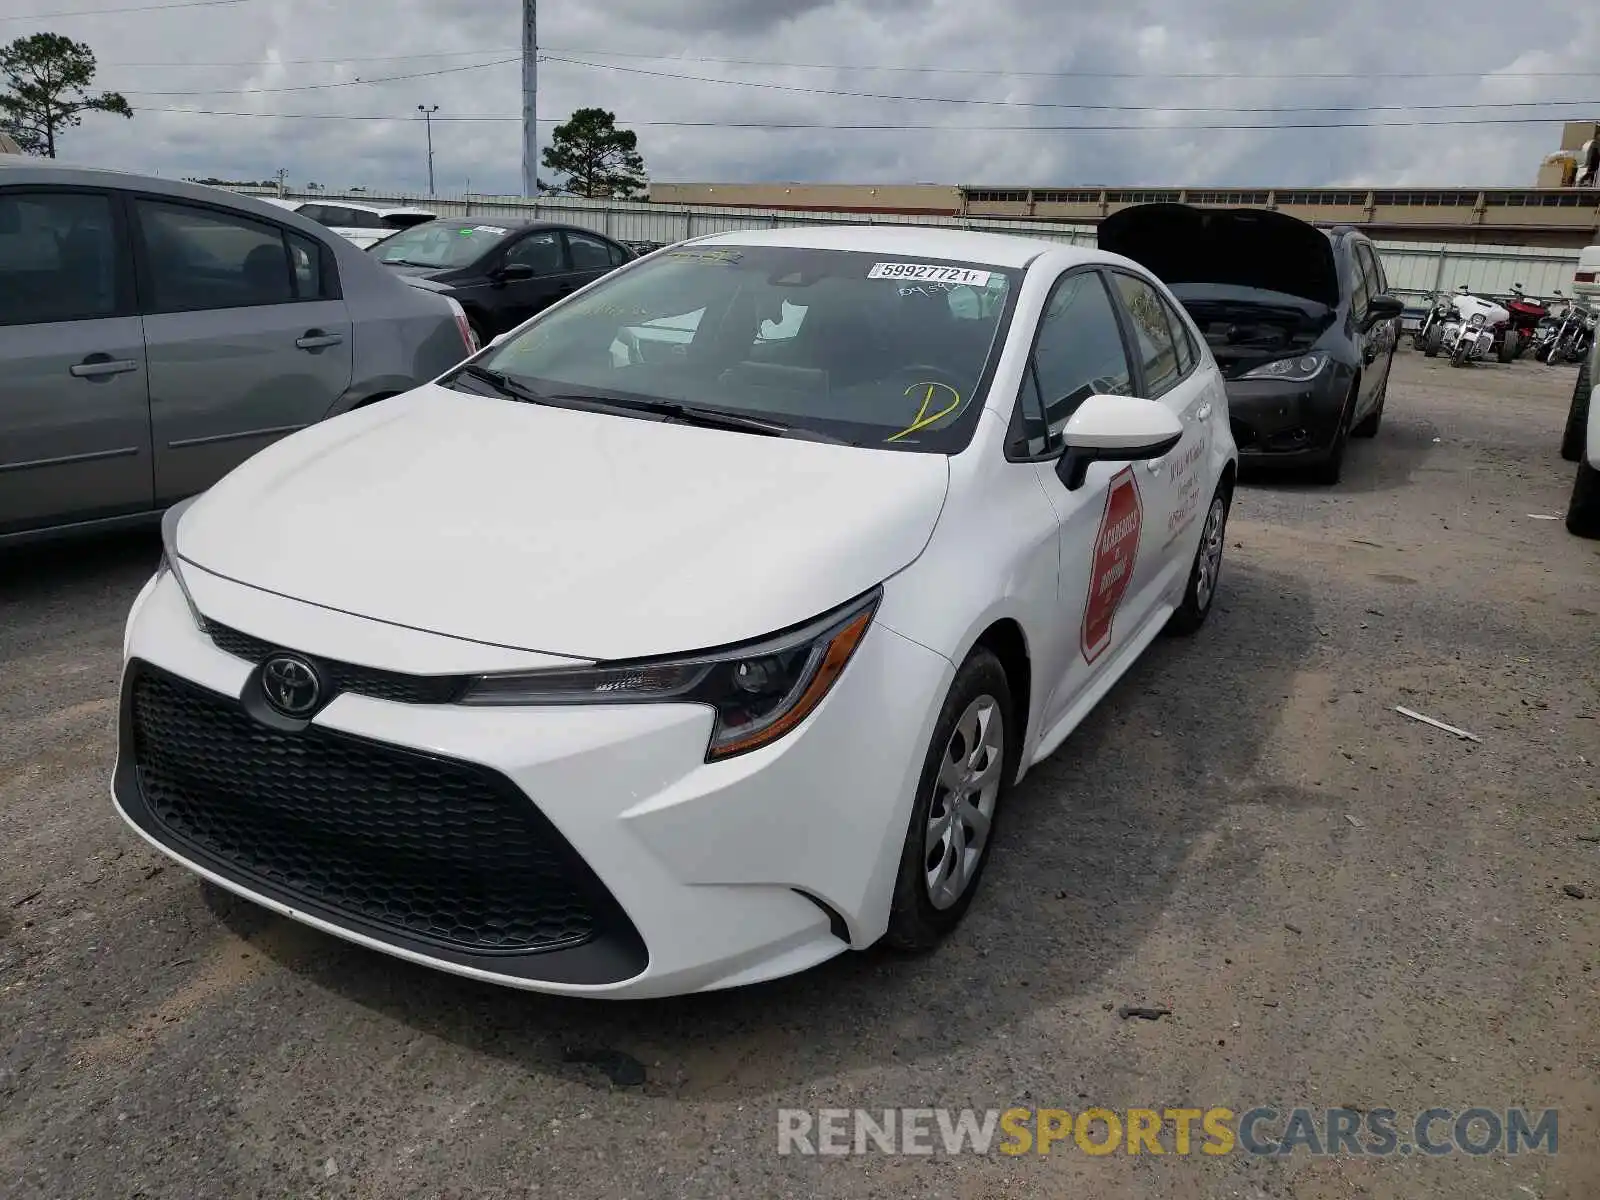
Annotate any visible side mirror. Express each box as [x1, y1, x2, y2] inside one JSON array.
[[1364, 294, 1404, 327], [1053, 394, 1184, 491], [494, 263, 535, 283]]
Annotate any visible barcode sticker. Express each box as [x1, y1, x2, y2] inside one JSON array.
[[868, 262, 991, 286]]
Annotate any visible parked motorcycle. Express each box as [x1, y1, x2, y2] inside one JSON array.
[[1492, 283, 1548, 361], [1539, 293, 1596, 365], [1419, 285, 1509, 367]]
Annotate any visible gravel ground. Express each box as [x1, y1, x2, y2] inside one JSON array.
[[2, 351, 1596, 1199]]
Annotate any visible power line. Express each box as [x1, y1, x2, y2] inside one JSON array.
[[117, 56, 518, 96], [1, 0, 247, 20], [540, 46, 1600, 81], [106, 48, 522, 67], [141, 107, 1600, 131], [540, 52, 1600, 115], [108, 48, 1600, 113], [98, 42, 1600, 80]]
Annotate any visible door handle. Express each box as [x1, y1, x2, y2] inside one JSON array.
[[295, 331, 343, 350], [69, 356, 139, 379], [1195, 402, 1212, 421]]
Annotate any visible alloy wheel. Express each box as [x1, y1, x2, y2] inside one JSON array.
[[925, 696, 1005, 910], [1194, 497, 1227, 611]]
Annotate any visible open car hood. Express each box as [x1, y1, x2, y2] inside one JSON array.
[[1098, 203, 1341, 310]]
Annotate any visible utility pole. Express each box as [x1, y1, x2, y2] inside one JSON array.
[[521, 0, 537, 199], [417, 104, 439, 196]]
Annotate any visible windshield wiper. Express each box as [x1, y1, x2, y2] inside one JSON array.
[[379, 258, 435, 268], [543, 393, 847, 444], [447, 364, 547, 405]]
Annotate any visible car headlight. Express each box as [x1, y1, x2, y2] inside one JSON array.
[[458, 589, 881, 761], [159, 497, 205, 627], [1239, 352, 1330, 383]]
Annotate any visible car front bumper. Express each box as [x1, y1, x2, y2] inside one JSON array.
[[1221, 374, 1348, 462], [112, 567, 953, 998]]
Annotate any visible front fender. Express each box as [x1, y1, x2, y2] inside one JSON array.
[[324, 376, 418, 418]]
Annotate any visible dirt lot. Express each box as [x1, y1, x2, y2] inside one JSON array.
[[2, 351, 1597, 1199]]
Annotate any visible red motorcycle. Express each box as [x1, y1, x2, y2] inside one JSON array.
[[1493, 283, 1549, 360]]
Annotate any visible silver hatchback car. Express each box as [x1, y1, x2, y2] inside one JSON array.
[[0, 160, 476, 546]]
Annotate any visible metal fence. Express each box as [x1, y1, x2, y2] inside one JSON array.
[[236, 186, 1589, 303]]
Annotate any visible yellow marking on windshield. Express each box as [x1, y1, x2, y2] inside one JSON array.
[[886, 382, 963, 442]]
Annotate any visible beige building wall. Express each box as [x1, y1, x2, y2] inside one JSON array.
[[649, 182, 964, 213], [649, 182, 1600, 246]]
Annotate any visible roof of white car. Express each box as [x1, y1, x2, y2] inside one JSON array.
[[329, 200, 438, 218], [687, 223, 1085, 269], [261, 197, 437, 218]]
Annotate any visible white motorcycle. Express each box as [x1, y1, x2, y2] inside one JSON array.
[[1420, 285, 1510, 367]]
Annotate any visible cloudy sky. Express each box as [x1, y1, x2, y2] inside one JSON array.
[[8, 0, 1599, 196]]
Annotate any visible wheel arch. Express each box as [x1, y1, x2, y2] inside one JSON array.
[[943, 615, 1035, 786]]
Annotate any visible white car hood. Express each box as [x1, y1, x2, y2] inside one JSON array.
[[174, 384, 950, 661]]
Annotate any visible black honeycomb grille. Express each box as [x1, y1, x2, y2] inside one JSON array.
[[131, 666, 602, 953], [203, 619, 466, 705]]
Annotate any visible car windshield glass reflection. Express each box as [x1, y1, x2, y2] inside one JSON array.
[[373, 222, 512, 268], [478, 245, 1018, 452]]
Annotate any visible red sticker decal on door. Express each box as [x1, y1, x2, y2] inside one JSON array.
[[1081, 466, 1143, 664]]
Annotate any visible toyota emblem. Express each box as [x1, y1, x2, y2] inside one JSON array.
[[261, 654, 322, 717]]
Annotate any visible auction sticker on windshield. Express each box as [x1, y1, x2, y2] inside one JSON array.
[[868, 262, 992, 286]]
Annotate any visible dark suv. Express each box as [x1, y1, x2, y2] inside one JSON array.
[[1100, 204, 1403, 484]]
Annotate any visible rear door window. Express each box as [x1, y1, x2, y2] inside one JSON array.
[[135, 199, 316, 312], [1162, 295, 1197, 374]]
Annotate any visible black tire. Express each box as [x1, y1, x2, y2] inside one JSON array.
[[1560, 355, 1590, 462], [1351, 375, 1386, 438], [1450, 335, 1469, 367], [1309, 385, 1357, 485], [1423, 325, 1443, 357], [1165, 481, 1231, 636], [1498, 331, 1518, 363], [884, 647, 1016, 951], [1568, 458, 1600, 539]]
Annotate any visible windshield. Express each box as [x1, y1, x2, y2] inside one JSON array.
[[372, 220, 513, 268], [474, 245, 1018, 451]]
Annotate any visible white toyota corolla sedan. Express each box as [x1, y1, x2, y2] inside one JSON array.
[[115, 225, 1238, 998]]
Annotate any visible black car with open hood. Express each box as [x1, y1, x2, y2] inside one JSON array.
[[1100, 203, 1403, 484], [371, 219, 635, 344]]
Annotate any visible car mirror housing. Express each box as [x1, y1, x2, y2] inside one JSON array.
[[495, 263, 536, 283], [1364, 294, 1405, 328], [1053, 394, 1184, 490]]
